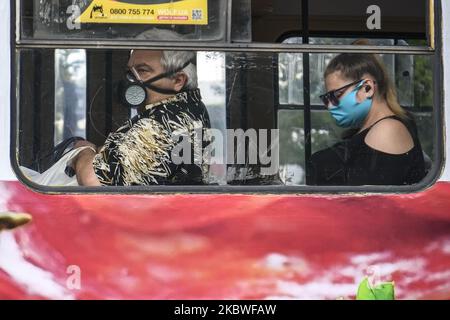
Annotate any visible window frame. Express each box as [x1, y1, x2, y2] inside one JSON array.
[[10, 0, 444, 194]]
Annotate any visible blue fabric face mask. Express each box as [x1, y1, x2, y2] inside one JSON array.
[[329, 81, 373, 128]]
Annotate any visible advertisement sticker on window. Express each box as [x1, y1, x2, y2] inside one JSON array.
[[77, 0, 208, 25]]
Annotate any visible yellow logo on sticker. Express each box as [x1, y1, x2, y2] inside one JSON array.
[[89, 4, 107, 19]]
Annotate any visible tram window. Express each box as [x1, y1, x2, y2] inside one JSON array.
[[15, 46, 436, 188], [13, 0, 440, 191], [234, 0, 429, 44], [18, 0, 431, 47]]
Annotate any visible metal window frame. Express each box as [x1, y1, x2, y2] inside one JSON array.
[[10, 0, 444, 195], [278, 105, 434, 113]]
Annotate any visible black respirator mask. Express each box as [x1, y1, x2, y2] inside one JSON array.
[[117, 60, 192, 109]]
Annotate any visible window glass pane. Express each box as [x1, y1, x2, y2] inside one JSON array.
[[309, 0, 428, 38], [231, 0, 429, 45], [310, 110, 345, 155], [277, 37, 431, 108], [197, 51, 227, 185], [241, 0, 302, 43], [395, 50, 414, 107], [309, 51, 336, 106], [392, 52, 432, 109], [278, 37, 303, 105], [306, 52, 434, 186], [15, 49, 436, 188], [231, 0, 252, 43], [278, 110, 346, 187], [279, 58, 303, 105], [20, 0, 431, 46], [224, 51, 279, 185], [413, 112, 434, 167], [412, 55, 433, 108], [54, 49, 87, 145], [278, 110, 305, 185], [17, 48, 233, 185]]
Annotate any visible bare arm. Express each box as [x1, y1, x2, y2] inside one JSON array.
[[73, 147, 102, 187], [74, 149, 101, 186]]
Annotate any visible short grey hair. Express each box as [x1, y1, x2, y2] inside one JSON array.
[[136, 29, 198, 90]]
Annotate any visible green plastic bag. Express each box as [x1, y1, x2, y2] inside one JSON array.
[[356, 277, 395, 300]]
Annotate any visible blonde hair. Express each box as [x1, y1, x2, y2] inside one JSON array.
[[325, 39, 406, 118]]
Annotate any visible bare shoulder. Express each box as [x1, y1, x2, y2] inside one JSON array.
[[364, 118, 414, 155]]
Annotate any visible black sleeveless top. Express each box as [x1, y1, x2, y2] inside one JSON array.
[[307, 115, 426, 186]]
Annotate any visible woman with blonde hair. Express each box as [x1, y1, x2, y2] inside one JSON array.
[[307, 41, 426, 186]]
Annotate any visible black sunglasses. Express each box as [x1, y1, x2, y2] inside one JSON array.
[[319, 79, 363, 107]]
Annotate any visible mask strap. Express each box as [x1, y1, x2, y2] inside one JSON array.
[[142, 60, 193, 86], [355, 80, 367, 89], [143, 83, 181, 95]]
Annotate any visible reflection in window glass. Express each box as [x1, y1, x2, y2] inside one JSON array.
[[54, 49, 87, 145], [395, 55, 414, 107], [279, 53, 303, 105], [413, 112, 434, 166], [279, 37, 303, 105], [197, 52, 227, 185], [231, 0, 252, 42], [309, 52, 337, 106], [278, 110, 305, 185], [307, 41, 430, 109], [412, 55, 433, 108], [310, 111, 345, 155], [278, 110, 346, 186], [278, 37, 408, 107], [250, 0, 302, 43]]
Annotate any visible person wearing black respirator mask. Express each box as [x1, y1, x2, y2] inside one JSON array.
[[118, 51, 193, 110], [71, 29, 211, 186]]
